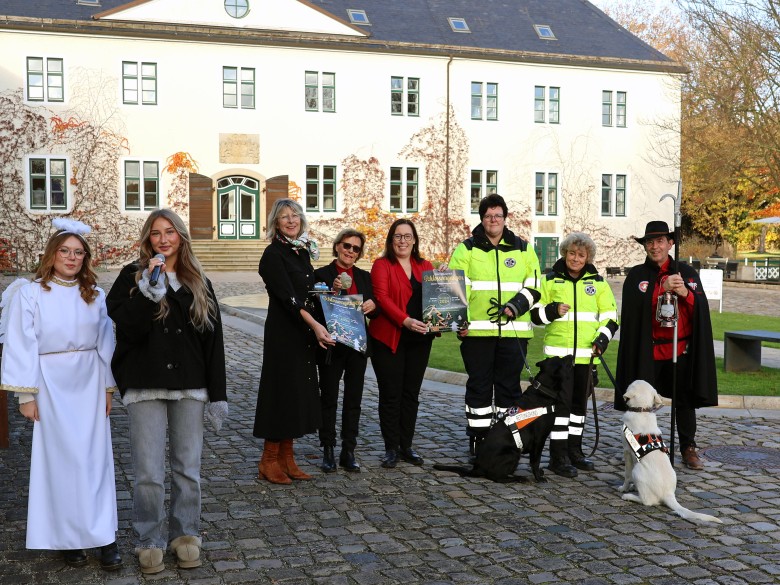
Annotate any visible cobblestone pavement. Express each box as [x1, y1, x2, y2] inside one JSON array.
[[1, 272, 780, 585]]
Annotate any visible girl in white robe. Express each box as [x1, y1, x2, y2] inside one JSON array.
[[0, 219, 121, 571]]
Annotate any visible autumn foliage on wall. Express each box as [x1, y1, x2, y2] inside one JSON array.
[[165, 151, 199, 224], [0, 76, 144, 271], [309, 108, 473, 263], [309, 155, 396, 262]]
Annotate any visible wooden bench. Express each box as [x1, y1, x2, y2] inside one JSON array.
[[724, 330, 780, 372]]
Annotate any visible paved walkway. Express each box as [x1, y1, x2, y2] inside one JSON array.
[[1, 272, 780, 584]]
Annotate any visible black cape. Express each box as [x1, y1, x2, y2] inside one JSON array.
[[614, 257, 718, 410]]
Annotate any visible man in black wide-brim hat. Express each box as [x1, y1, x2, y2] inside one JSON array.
[[614, 220, 718, 470]]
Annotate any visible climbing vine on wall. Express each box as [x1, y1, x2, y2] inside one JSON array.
[[165, 151, 199, 223], [399, 107, 471, 262], [309, 108, 474, 263], [309, 155, 397, 261]]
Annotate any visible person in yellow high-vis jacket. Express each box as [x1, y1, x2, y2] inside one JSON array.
[[530, 233, 618, 477], [449, 194, 541, 458]]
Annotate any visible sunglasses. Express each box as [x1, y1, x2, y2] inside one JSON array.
[[340, 242, 362, 254]]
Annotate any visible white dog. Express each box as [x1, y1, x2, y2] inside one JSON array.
[[618, 380, 721, 524]]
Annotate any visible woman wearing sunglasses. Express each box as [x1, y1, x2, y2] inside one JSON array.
[[313, 229, 378, 473], [369, 219, 434, 468]]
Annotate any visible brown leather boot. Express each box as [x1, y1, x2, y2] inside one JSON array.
[[279, 439, 312, 480], [258, 440, 292, 484], [682, 445, 704, 470]]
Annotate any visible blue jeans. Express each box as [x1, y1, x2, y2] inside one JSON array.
[[128, 398, 204, 548]]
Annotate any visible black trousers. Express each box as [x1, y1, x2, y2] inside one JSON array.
[[555, 362, 591, 421], [460, 336, 527, 437], [318, 344, 368, 450], [371, 333, 433, 451], [653, 353, 697, 449]]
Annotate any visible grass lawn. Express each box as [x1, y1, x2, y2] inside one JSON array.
[[428, 311, 780, 397]]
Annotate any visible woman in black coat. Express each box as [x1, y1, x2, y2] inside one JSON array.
[[314, 229, 378, 473], [253, 199, 334, 484]]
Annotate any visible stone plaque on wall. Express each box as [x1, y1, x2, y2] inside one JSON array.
[[537, 220, 557, 234], [219, 134, 259, 164]]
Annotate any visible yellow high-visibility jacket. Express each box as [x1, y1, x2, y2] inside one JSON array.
[[449, 225, 541, 338], [530, 258, 619, 363]]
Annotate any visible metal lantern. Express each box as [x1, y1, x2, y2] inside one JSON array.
[[656, 290, 678, 327]]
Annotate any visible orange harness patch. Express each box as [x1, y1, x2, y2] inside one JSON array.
[[623, 425, 669, 460], [502, 406, 555, 449]]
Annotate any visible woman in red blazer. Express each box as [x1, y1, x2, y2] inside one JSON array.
[[369, 219, 434, 468]]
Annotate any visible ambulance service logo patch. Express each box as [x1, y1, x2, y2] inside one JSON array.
[[639, 281, 649, 292], [585, 284, 596, 296], [504, 258, 516, 268]]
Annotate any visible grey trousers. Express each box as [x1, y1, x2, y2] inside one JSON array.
[[127, 398, 204, 548]]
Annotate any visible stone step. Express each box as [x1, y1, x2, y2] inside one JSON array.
[[191, 240, 267, 271]]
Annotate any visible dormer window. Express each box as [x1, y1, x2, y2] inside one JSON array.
[[347, 9, 370, 25], [534, 24, 556, 40], [448, 18, 470, 33], [225, 0, 250, 19], [76, 0, 100, 5]]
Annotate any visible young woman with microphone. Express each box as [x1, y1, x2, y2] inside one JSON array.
[[107, 209, 227, 574]]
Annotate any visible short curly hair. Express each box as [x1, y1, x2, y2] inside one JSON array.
[[559, 232, 596, 264]]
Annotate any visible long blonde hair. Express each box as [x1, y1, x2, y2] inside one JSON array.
[[136, 209, 217, 331], [36, 231, 98, 304]]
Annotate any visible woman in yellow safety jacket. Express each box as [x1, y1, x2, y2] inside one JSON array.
[[531, 232, 618, 477]]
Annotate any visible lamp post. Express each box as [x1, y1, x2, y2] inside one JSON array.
[[659, 180, 682, 465]]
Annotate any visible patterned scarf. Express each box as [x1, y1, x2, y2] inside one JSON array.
[[276, 232, 320, 261]]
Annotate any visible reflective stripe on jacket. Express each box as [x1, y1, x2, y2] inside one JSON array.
[[531, 259, 618, 363], [449, 225, 541, 338]]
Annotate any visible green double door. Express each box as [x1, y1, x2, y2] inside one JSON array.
[[217, 176, 259, 239], [534, 236, 559, 273]]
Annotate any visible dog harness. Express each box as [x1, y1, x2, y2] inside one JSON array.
[[502, 406, 555, 449], [622, 425, 669, 460]]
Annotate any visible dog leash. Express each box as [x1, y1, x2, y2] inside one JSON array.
[[585, 354, 600, 458]]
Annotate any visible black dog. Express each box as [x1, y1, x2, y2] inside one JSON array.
[[434, 356, 573, 483]]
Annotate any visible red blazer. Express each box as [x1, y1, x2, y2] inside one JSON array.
[[369, 255, 433, 353]]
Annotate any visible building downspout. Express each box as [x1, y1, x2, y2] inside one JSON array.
[[445, 55, 453, 252]]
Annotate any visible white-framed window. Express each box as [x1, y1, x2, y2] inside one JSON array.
[[534, 85, 559, 124], [448, 17, 470, 33], [390, 76, 420, 116], [26, 57, 63, 102], [223, 67, 255, 109], [602, 90, 626, 127], [535, 172, 558, 216], [305, 71, 336, 112], [124, 160, 160, 210], [305, 165, 337, 212], [601, 174, 627, 217], [533, 24, 556, 40], [470, 170, 498, 213], [225, 0, 250, 19], [123, 61, 157, 105], [27, 156, 68, 211], [347, 9, 370, 25], [390, 167, 419, 212], [471, 82, 497, 120]]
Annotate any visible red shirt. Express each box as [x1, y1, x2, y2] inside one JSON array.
[[335, 264, 358, 295], [651, 258, 695, 360]]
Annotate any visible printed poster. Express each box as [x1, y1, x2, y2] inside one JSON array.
[[319, 294, 367, 353], [422, 269, 468, 332]]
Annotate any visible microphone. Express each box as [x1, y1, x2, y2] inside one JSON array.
[[149, 253, 166, 286]]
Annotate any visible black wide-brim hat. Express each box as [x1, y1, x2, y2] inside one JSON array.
[[634, 220, 673, 244]]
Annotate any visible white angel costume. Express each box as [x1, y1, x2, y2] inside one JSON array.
[[0, 278, 118, 550]]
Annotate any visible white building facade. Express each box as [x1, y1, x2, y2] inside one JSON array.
[[0, 0, 684, 270]]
